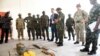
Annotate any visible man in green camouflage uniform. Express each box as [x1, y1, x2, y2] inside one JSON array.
[[16, 14, 25, 40], [80, 0, 100, 55], [40, 11, 50, 41], [55, 8, 65, 46], [31, 15, 37, 40], [35, 14, 41, 39], [24, 13, 33, 40]]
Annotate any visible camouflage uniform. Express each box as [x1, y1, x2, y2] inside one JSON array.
[[24, 16, 33, 40], [74, 10, 88, 44], [81, 4, 100, 53], [56, 12, 65, 45], [30, 16, 37, 40], [66, 15, 75, 40], [40, 14, 49, 40], [35, 16, 41, 39], [16, 18, 25, 40]]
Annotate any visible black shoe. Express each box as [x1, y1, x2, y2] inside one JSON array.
[[74, 41, 79, 44], [88, 51, 96, 55], [49, 40, 53, 42], [64, 37, 67, 39], [57, 43, 63, 46], [80, 48, 89, 52]]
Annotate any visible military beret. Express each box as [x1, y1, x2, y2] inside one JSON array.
[[56, 7, 62, 11], [76, 4, 81, 7]]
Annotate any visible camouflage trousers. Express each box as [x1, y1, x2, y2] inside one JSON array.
[[57, 29, 64, 43], [85, 27, 100, 51], [75, 23, 85, 42], [17, 28, 24, 39]]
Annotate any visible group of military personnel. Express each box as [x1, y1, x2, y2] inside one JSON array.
[[0, 0, 100, 55], [16, 7, 65, 46]]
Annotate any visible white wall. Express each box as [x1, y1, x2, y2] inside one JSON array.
[[0, 0, 100, 39]]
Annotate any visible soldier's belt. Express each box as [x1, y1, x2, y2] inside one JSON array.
[[76, 21, 81, 23]]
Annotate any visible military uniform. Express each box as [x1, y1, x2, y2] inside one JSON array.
[[35, 17, 41, 39], [80, 4, 100, 55], [56, 11, 65, 46], [16, 18, 25, 40], [74, 10, 88, 45], [40, 15, 49, 40], [24, 16, 33, 40], [66, 16, 75, 40], [30, 16, 37, 40]]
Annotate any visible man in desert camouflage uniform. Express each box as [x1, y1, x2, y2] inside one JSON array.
[[74, 4, 88, 46], [16, 14, 25, 40]]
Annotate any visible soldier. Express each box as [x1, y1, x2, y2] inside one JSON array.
[[66, 14, 75, 41], [80, 0, 100, 55], [24, 13, 33, 40], [16, 14, 25, 40], [0, 12, 13, 44], [31, 15, 37, 40], [55, 8, 65, 46], [49, 8, 58, 43], [40, 11, 50, 41], [74, 4, 88, 46], [9, 16, 14, 40], [35, 14, 41, 39]]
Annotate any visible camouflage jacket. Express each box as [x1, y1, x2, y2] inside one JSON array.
[[24, 16, 33, 28], [88, 4, 100, 25], [40, 15, 49, 28], [56, 12, 65, 30]]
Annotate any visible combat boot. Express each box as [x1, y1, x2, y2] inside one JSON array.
[[88, 51, 96, 55], [74, 41, 79, 44], [80, 48, 89, 52]]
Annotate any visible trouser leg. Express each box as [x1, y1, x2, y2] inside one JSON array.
[[27, 28, 31, 40], [42, 28, 45, 40], [46, 27, 49, 40], [0, 29, 5, 43], [51, 31, 54, 41], [68, 30, 71, 40], [5, 29, 9, 43]]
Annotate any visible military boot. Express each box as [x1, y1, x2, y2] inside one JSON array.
[[88, 51, 96, 55], [80, 48, 89, 52]]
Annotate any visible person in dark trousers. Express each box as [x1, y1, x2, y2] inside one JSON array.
[[40, 11, 50, 41], [0, 12, 12, 44], [24, 13, 33, 40], [66, 14, 75, 41], [50, 8, 58, 43], [80, 0, 100, 55], [35, 14, 42, 39]]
